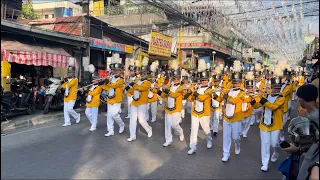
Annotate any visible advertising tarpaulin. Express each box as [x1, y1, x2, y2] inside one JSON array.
[[90, 38, 133, 53], [148, 31, 173, 57]]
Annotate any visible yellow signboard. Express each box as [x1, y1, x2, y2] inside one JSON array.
[[1, 60, 11, 92], [125, 45, 133, 54], [148, 31, 173, 57]]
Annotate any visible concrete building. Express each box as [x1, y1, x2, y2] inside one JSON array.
[[32, 1, 82, 19]]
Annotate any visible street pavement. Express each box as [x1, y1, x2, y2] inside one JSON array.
[[1, 98, 299, 179]]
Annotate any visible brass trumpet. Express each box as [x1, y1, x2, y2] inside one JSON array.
[[76, 77, 108, 92]]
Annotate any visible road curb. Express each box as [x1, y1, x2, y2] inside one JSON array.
[[1, 108, 83, 132]]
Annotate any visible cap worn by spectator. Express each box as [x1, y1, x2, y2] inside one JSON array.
[[297, 84, 318, 102]]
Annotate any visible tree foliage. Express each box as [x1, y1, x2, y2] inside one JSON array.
[[22, 0, 40, 20]]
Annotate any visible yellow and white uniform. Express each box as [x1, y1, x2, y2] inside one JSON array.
[[280, 80, 292, 126], [157, 73, 165, 105], [85, 85, 102, 130], [222, 88, 246, 159], [125, 75, 139, 118], [61, 77, 80, 125], [253, 79, 266, 123], [128, 78, 152, 140], [187, 85, 213, 151], [210, 85, 223, 133], [101, 75, 125, 135], [297, 75, 305, 86], [159, 83, 185, 144], [252, 94, 285, 170], [145, 78, 161, 122], [241, 94, 254, 137]]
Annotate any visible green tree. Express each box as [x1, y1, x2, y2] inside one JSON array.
[[22, 0, 40, 20]]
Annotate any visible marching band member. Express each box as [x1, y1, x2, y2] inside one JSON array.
[[125, 59, 139, 119], [297, 69, 305, 87], [241, 71, 255, 138], [181, 69, 191, 120], [84, 72, 102, 131], [210, 65, 223, 136], [279, 68, 292, 141], [158, 60, 185, 147], [251, 66, 285, 172], [253, 64, 266, 124], [221, 60, 246, 162], [61, 66, 81, 127], [103, 58, 125, 137], [146, 60, 160, 123], [186, 60, 212, 155], [126, 57, 153, 142], [157, 71, 165, 105]]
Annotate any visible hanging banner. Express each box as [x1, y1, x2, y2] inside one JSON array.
[[90, 38, 134, 53], [148, 31, 173, 57], [243, 48, 253, 58]]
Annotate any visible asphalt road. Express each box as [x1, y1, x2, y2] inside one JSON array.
[[1, 99, 299, 179]]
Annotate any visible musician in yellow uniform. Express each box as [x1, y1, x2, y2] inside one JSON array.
[[279, 69, 292, 141], [186, 61, 213, 155], [253, 69, 266, 124], [126, 64, 153, 142], [146, 61, 160, 122], [157, 67, 185, 147], [241, 72, 255, 138], [157, 71, 165, 105], [125, 63, 140, 119], [210, 67, 223, 136], [297, 71, 305, 87], [181, 69, 191, 120], [251, 73, 285, 172], [221, 61, 246, 162], [84, 72, 102, 131], [103, 62, 125, 137], [61, 67, 80, 127]]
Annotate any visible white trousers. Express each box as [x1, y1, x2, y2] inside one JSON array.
[[127, 95, 133, 117], [283, 112, 289, 127], [223, 120, 241, 157], [158, 96, 163, 104], [107, 103, 124, 132], [260, 130, 280, 167], [254, 109, 262, 123], [145, 103, 150, 121], [181, 100, 187, 119], [150, 101, 157, 121], [165, 112, 184, 143], [190, 115, 212, 150], [210, 109, 222, 132], [85, 107, 98, 129], [186, 102, 192, 114], [130, 104, 152, 139], [241, 115, 254, 136], [63, 100, 79, 124]]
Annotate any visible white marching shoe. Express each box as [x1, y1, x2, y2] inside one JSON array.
[[89, 127, 96, 131], [119, 125, 125, 134], [127, 137, 136, 142], [221, 156, 229, 162], [62, 123, 71, 127], [271, 152, 279, 162], [235, 142, 241, 155], [163, 141, 172, 147], [187, 148, 196, 155], [207, 140, 212, 149], [147, 128, 152, 138], [179, 135, 185, 142], [261, 165, 268, 172], [104, 131, 114, 137], [125, 115, 130, 119], [76, 114, 81, 124]]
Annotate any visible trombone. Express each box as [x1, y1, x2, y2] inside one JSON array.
[[75, 77, 108, 92]]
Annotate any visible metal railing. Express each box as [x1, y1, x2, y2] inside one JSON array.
[[1, 4, 22, 20]]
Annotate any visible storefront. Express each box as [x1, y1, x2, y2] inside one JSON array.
[[1, 20, 89, 91], [179, 42, 232, 70]]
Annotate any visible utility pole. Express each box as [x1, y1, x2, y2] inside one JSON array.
[[81, 0, 91, 85]]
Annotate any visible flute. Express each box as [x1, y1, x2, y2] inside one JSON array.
[[75, 78, 107, 92]]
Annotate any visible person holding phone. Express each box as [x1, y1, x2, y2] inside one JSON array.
[[250, 68, 285, 172]]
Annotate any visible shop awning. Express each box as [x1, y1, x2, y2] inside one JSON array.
[[1, 39, 73, 68]]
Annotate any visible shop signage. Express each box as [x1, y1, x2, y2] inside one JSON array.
[[178, 42, 232, 55], [90, 38, 133, 53], [149, 31, 173, 57]]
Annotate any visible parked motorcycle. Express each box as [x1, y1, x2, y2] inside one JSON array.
[[43, 78, 64, 114], [1, 78, 36, 120]]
